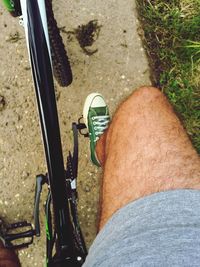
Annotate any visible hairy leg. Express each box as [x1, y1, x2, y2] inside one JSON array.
[[96, 87, 200, 229], [0, 241, 21, 267]]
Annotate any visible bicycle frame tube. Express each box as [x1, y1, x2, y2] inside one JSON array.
[[20, 0, 77, 262], [20, 0, 52, 66]]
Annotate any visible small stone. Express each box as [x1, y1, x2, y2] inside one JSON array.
[[84, 185, 90, 192]]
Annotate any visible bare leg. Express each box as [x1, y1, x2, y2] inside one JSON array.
[[0, 241, 21, 267], [96, 87, 200, 229]]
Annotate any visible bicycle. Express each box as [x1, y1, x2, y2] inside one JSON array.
[[1, 0, 88, 266]]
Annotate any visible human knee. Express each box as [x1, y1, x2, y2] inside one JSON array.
[[123, 87, 164, 107], [136, 86, 161, 96], [131, 86, 163, 103], [117, 86, 165, 115]]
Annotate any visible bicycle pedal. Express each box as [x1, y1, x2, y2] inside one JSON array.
[[4, 221, 35, 249], [77, 117, 89, 137]]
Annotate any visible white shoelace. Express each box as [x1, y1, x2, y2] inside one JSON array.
[[92, 115, 110, 142]]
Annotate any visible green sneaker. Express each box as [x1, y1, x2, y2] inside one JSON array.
[[83, 93, 110, 167]]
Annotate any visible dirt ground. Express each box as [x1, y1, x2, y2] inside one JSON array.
[[0, 0, 150, 266]]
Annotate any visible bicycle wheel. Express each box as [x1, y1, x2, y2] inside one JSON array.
[[45, 0, 73, 87]]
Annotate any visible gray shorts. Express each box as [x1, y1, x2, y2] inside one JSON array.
[[83, 190, 200, 267]]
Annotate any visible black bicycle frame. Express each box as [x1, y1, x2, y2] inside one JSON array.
[[27, 0, 79, 265], [2, 0, 87, 265]]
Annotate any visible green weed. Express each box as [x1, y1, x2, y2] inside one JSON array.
[[137, 0, 200, 153]]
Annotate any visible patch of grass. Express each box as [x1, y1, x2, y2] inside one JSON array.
[[6, 31, 23, 43], [137, 0, 200, 153], [60, 20, 102, 56], [75, 20, 102, 56]]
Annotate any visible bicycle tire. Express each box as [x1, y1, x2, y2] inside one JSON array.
[[45, 0, 73, 87]]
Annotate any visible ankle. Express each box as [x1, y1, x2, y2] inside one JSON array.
[[95, 131, 108, 166]]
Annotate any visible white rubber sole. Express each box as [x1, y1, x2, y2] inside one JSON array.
[[83, 93, 105, 129]]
